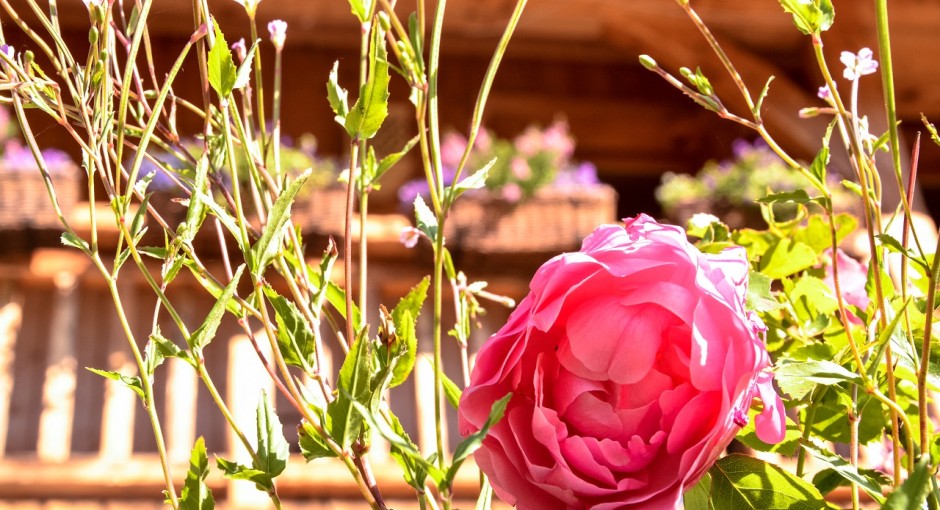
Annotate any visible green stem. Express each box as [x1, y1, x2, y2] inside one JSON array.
[[345, 140, 361, 348], [107, 278, 179, 509], [248, 14, 268, 155], [358, 21, 370, 315]]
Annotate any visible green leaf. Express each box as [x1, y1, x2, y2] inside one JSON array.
[[811, 467, 890, 498], [351, 401, 440, 486], [475, 476, 495, 510], [708, 454, 827, 509], [373, 135, 419, 184], [326, 61, 349, 125], [189, 264, 244, 352], [251, 169, 311, 275], [684, 473, 713, 510], [193, 189, 244, 253], [298, 421, 336, 461], [344, 24, 390, 139], [61, 231, 90, 252], [208, 22, 236, 97], [759, 238, 818, 280], [774, 358, 862, 400], [441, 370, 462, 410], [346, 0, 373, 23], [778, 0, 835, 35], [328, 331, 372, 448], [146, 328, 190, 374], [413, 195, 438, 243], [736, 415, 802, 456], [254, 390, 290, 486], [233, 39, 259, 91], [86, 367, 145, 400], [389, 277, 430, 387], [179, 437, 215, 510], [747, 271, 780, 312], [215, 457, 270, 488], [807, 392, 884, 444], [801, 444, 886, 504], [264, 287, 316, 370], [882, 456, 932, 509], [445, 394, 511, 486], [451, 158, 496, 199], [756, 189, 813, 205]]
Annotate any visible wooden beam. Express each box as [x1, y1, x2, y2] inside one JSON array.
[[0, 281, 23, 458]]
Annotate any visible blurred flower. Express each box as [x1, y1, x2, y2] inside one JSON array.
[[841, 47, 878, 81], [0, 45, 14, 60], [232, 0, 262, 16], [399, 227, 422, 249], [440, 132, 467, 169], [268, 20, 287, 50], [231, 38, 247, 63], [817, 85, 832, 101]]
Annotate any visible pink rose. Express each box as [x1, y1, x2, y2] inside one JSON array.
[[822, 248, 870, 324], [458, 214, 784, 509]]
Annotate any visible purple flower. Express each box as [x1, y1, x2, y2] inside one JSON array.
[[399, 227, 421, 249], [231, 38, 247, 63], [2, 141, 73, 174], [553, 162, 600, 188], [817, 85, 832, 101], [268, 20, 287, 50], [841, 48, 878, 81]]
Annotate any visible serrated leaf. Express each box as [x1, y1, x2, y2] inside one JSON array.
[[179, 437, 215, 510], [61, 231, 90, 252], [350, 400, 439, 481], [882, 456, 932, 509], [389, 277, 429, 387], [189, 264, 244, 352], [344, 25, 390, 139], [374, 135, 419, 183], [194, 189, 244, 252], [328, 331, 372, 448], [445, 393, 511, 486], [264, 287, 316, 370], [413, 195, 438, 243], [774, 358, 862, 399], [801, 444, 886, 504], [86, 367, 145, 400], [451, 158, 496, 198], [254, 390, 289, 487], [747, 271, 780, 312], [146, 327, 187, 374], [215, 457, 269, 487], [233, 39, 259, 91], [208, 23, 236, 97], [327, 61, 349, 125], [251, 169, 311, 275], [759, 238, 818, 280], [298, 421, 336, 461], [709, 454, 826, 509]]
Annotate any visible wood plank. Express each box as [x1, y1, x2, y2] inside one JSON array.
[[99, 282, 137, 460], [226, 331, 275, 507], [36, 272, 80, 462], [0, 281, 23, 458]]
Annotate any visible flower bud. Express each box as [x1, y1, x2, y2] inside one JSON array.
[[268, 20, 287, 50]]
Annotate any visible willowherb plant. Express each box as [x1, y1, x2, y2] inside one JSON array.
[[0, 0, 526, 508], [641, 0, 940, 508]]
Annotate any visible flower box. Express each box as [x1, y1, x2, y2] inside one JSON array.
[[295, 186, 347, 236], [446, 184, 618, 253], [0, 162, 81, 230]]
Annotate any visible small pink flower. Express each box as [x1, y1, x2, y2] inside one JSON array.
[[459, 215, 784, 509], [440, 132, 468, 169], [818, 85, 832, 101], [399, 227, 421, 249], [231, 38, 247, 63], [841, 47, 878, 81], [510, 156, 531, 180], [268, 20, 287, 50], [822, 248, 870, 324]]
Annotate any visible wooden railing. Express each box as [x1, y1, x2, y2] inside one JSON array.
[[0, 206, 528, 508]]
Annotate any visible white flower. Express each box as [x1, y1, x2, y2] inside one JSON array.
[[840, 47, 878, 81], [233, 0, 261, 16], [268, 20, 287, 50]]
